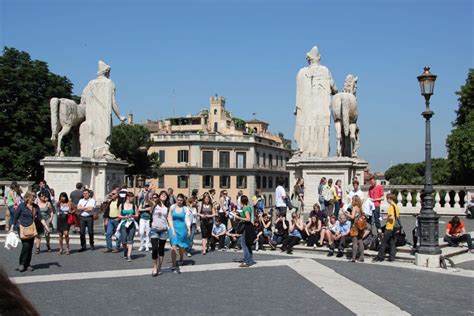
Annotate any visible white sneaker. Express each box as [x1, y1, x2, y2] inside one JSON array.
[[187, 252, 192, 257], [145, 247, 150, 252], [138, 247, 145, 252]]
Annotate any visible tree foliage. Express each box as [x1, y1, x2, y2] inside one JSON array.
[[110, 124, 160, 177], [0, 47, 75, 181], [446, 69, 474, 185], [384, 158, 450, 185]]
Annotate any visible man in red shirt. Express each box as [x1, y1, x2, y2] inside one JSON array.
[[444, 216, 473, 252], [368, 176, 384, 233]]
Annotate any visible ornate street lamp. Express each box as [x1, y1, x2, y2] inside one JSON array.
[[416, 67, 441, 261]]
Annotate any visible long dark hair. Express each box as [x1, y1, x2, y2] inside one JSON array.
[[58, 192, 69, 203], [155, 190, 170, 208]]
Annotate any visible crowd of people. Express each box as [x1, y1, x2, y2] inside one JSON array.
[[4, 176, 474, 274]]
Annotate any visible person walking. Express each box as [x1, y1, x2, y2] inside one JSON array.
[[56, 192, 72, 255], [138, 193, 152, 252], [186, 196, 198, 257], [347, 195, 366, 262], [373, 193, 400, 262], [293, 177, 305, 214], [198, 194, 216, 255], [103, 190, 122, 253], [34, 192, 54, 254], [168, 194, 191, 273], [118, 192, 139, 262], [232, 195, 256, 267], [10, 192, 50, 272], [5, 182, 21, 231], [77, 189, 96, 252], [150, 191, 169, 277]]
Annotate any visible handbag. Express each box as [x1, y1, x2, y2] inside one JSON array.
[[350, 226, 358, 237], [355, 215, 368, 231], [395, 229, 407, 247], [92, 210, 99, 221], [67, 213, 74, 225]]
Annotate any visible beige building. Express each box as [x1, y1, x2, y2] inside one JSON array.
[[143, 95, 292, 208]]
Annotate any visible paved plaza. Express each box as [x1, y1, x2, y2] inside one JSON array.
[[1, 233, 472, 316]]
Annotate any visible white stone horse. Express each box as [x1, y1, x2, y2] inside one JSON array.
[[50, 97, 86, 156], [331, 75, 359, 158]]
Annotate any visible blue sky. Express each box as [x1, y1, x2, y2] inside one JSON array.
[[1, 0, 472, 172]]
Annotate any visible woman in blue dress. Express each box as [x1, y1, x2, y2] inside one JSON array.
[[167, 193, 191, 273]]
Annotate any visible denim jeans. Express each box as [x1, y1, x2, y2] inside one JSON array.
[[241, 230, 255, 265], [8, 206, 15, 226], [372, 206, 381, 230], [187, 223, 196, 251], [319, 196, 326, 212], [106, 218, 121, 250]]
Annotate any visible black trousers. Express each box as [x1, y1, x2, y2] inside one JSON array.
[[306, 234, 320, 247], [80, 216, 94, 248], [377, 229, 396, 260], [444, 234, 473, 249], [281, 236, 300, 251], [19, 238, 34, 268], [210, 235, 225, 249], [151, 238, 166, 259]]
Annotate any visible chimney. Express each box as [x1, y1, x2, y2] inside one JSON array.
[[128, 113, 134, 125]]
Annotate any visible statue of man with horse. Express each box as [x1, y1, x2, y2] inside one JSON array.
[[50, 61, 126, 158]]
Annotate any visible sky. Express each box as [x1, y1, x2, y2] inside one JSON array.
[[1, 0, 473, 172]]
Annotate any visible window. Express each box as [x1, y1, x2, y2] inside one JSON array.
[[269, 176, 273, 189], [214, 109, 218, 115], [263, 195, 267, 206], [158, 150, 165, 163], [237, 176, 247, 189], [262, 176, 267, 189], [263, 153, 266, 166], [157, 175, 164, 188], [256, 176, 261, 189], [269, 154, 273, 167], [269, 195, 273, 207], [178, 176, 188, 188], [256, 152, 260, 166], [236, 152, 246, 169], [220, 176, 230, 189], [178, 150, 189, 163], [219, 151, 230, 168], [285, 177, 289, 189], [280, 155, 283, 166], [202, 151, 213, 168], [214, 122, 218, 132], [203, 175, 214, 188]]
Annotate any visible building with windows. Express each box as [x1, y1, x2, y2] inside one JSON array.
[[143, 95, 292, 207]]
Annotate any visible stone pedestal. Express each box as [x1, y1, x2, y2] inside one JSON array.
[[286, 156, 368, 213], [415, 253, 440, 268], [41, 157, 128, 202]]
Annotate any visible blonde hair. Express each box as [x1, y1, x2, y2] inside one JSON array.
[[351, 195, 362, 209]]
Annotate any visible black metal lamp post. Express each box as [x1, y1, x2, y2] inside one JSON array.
[[416, 66, 441, 255]]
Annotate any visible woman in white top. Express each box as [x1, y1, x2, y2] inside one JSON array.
[[186, 196, 198, 257], [150, 191, 169, 277]]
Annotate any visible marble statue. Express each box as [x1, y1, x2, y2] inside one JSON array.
[[50, 98, 86, 157], [331, 74, 360, 158], [79, 61, 126, 159], [294, 46, 338, 157]]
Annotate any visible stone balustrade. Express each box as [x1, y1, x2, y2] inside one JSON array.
[[361, 185, 473, 216]]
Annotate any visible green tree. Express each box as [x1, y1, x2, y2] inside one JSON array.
[[0, 47, 75, 182], [384, 158, 449, 185], [446, 69, 474, 185], [110, 124, 160, 177]]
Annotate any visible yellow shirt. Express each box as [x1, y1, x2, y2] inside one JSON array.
[[109, 200, 120, 218], [386, 203, 400, 231]]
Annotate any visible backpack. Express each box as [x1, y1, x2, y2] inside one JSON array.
[[255, 197, 265, 212]]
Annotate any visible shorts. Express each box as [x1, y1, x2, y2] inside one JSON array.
[[150, 227, 168, 240]]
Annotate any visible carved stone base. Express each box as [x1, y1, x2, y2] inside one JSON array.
[[41, 156, 128, 203], [415, 253, 440, 268], [286, 156, 368, 213]]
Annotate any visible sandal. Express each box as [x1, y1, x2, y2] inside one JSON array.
[[66, 249, 70, 255], [35, 248, 40, 254], [58, 249, 64, 255]]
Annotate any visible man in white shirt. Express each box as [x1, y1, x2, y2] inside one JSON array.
[[346, 180, 364, 206], [275, 178, 287, 218], [77, 189, 97, 251]]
